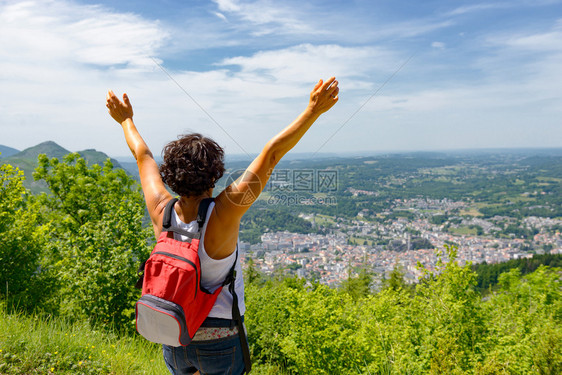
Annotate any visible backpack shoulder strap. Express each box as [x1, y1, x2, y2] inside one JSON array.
[[162, 198, 179, 230], [196, 198, 214, 231], [224, 243, 252, 373], [161, 197, 212, 240]]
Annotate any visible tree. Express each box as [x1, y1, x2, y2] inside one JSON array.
[[244, 257, 263, 285], [341, 266, 373, 300], [414, 245, 486, 373], [0, 162, 46, 309], [33, 153, 152, 330], [479, 266, 562, 373], [383, 264, 408, 292]]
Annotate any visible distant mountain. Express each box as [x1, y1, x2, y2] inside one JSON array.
[[117, 161, 141, 178], [1, 141, 125, 193], [77, 149, 122, 169], [13, 141, 70, 160], [0, 145, 20, 158]]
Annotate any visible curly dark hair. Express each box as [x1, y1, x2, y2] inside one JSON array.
[[159, 133, 225, 197]]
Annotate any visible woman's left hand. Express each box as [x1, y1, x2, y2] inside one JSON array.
[[307, 77, 339, 116], [106, 90, 133, 125]]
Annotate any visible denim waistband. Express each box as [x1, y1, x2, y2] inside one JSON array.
[[200, 316, 245, 328]]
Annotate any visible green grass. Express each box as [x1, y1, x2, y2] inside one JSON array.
[[349, 236, 374, 246], [0, 305, 287, 374], [0, 306, 167, 374], [449, 226, 478, 236], [459, 207, 483, 217], [313, 214, 336, 226]]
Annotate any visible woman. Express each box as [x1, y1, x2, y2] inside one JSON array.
[[106, 77, 339, 374]]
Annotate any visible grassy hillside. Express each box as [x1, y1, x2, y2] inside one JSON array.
[[0, 305, 167, 374], [78, 149, 122, 169], [12, 141, 69, 160], [0, 305, 282, 375]]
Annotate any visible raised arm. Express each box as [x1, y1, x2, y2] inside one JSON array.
[[214, 77, 339, 221], [106, 91, 171, 235]]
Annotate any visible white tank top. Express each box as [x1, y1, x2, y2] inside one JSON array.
[[169, 201, 245, 319]]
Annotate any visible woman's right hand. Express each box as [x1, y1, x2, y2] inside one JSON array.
[[307, 77, 339, 115], [106, 90, 134, 125]]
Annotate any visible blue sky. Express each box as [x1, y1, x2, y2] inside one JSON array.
[[1, 0, 561, 157]]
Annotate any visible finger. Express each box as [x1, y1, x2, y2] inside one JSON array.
[[321, 77, 336, 91], [106, 98, 117, 109], [327, 80, 339, 94], [313, 79, 323, 91], [123, 93, 131, 106]]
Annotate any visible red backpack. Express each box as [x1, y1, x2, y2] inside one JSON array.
[[135, 198, 230, 346]]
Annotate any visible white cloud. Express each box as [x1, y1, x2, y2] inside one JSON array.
[[0, 1, 167, 68], [211, 0, 322, 36], [443, 1, 562, 17], [499, 20, 562, 52], [370, 20, 455, 40], [477, 19, 562, 95], [0, 0, 170, 153], [444, 2, 512, 17], [211, 0, 456, 44], [431, 41, 445, 49], [217, 44, 396, 88], [214, 0, 241, 13], [213, 11, 228, 22]]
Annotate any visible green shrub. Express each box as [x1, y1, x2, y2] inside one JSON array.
[[33, 154, 152, 330], [0, 163, 47, 309]]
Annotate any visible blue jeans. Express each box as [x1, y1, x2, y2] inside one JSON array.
[[162, 334, 246, 375]]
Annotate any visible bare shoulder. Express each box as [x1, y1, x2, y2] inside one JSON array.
[[150, 196, 174, 238], [203, 199, 241, 260]]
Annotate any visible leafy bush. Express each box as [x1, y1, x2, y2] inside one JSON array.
[[33, 154, 152, 330], [0, 163, 46, 309], [245, 247, 562, 374]]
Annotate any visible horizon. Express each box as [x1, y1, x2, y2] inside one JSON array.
[[1, 0, 561, 156], [3, 140, 562, 164]]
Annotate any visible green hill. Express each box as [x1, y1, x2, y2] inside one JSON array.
[[1, 141, 125, 193], [12, 141, 69, 160], [0, 145, 19, 158], [77, 149, 122, 169]]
